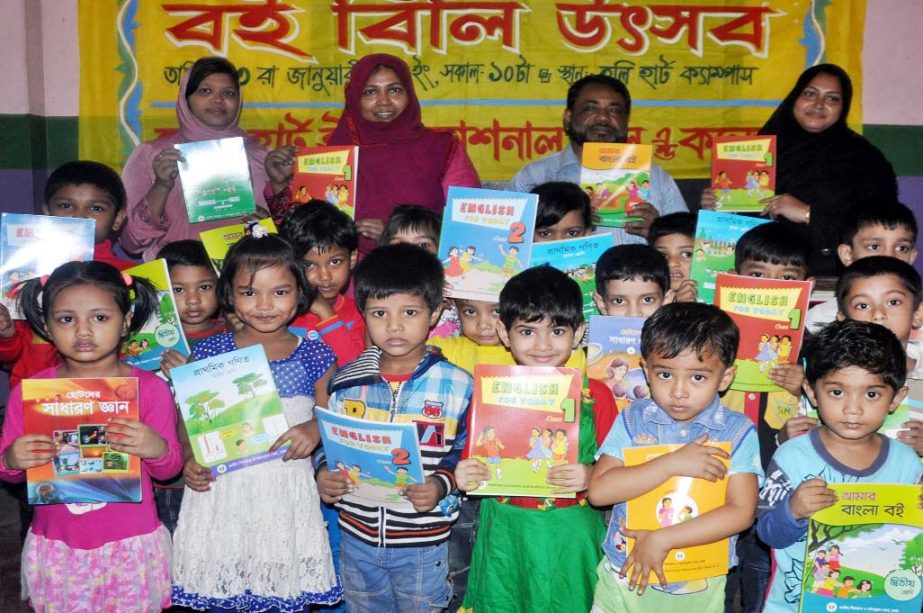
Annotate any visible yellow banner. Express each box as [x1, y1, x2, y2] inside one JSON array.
[[78, 0, 867, 181]]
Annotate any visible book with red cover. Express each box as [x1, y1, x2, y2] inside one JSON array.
[[291, 145, 359, 219]]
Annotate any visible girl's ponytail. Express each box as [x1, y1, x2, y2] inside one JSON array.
[[124, 275, 159, 335], [18, 276, 50, 340]]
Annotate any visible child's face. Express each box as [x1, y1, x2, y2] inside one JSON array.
[[654, 233, 694, 291], [302, 246, 357, 305], [43, 184, 125, 245], [839, 224, 918, 266], [737, 258, 807, 281], [642, 347, 736, 423], [387, 227, 439, 255], [363, 292, 440, 373], [837, 273, 923, 343], [454, 298, 500, 346], [170, 264, 219, 332], [48, 284, 131, 368], [231, 265, 299, 335], [498, 316, 585, 367], [803, 366, 907, 444], [594, 278, 666, 318], [535, 210, 590, 242]]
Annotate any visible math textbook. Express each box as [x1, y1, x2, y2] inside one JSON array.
[[710, 135, 776, 213], [175, 136, 256, 223], [579, 143, 652, 227], [120, 259, 190, 371], [171, 345, 289, 477], [438, 187, 538, 302], [714, 273, 812, 393], [529, 234, 614, 320], [315, 408, 425, 510], [799, 483, 922, 613], [466, 365, 581, 499], [22, 377, 141, 505], [0, 213, 95, 319], [623, 443, 731, 583], [199, 218, 278, 274], [586, 316, 648, 412], [291, 145, 359, 219], [689, 211, 770, 305]]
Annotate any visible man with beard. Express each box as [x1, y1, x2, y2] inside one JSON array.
[[508, 75, 687, 243]]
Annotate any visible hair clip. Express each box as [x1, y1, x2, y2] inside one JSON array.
[[248, 223, 269, 239], [39, 275, 50, 287], [121, 272, 134, 287]]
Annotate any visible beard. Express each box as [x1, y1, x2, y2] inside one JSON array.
[[566, 120, 628, 146]]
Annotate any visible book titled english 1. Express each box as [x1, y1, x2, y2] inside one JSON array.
[[175, 136, 256, 223], [710, 135, 776, 213], [292, 145, 359, 219]]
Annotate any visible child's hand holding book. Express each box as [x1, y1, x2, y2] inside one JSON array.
[[183, 456, 214, 492], [454, 458, 491, 492], [316, 465, 351, 503], [547, 463, 592, 494], [788, 477, 836, 519], [106, 418, 168, 460], [2, 433, 55, 471], [404, 477, 443, 512], [271, 419, 320, 462], [617, 526, 671, 595], [664, 434, 729, 482]]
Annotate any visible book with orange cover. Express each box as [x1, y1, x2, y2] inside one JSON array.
[[579, 143, 651, 227], [291, 145, 359, 219], [710, 135, 776, 212]]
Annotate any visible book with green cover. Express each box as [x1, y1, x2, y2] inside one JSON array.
[[175, 136, 256, 223], [120, 259, 190, 371]]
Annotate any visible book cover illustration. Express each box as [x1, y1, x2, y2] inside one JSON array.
[[199, 218, 277, 274], [622, 443, 731, 583], [291, 145, 358, 219], [875, 379, 922, 441], [529, 234, 614, 320], [579, 143, 652, 227], [466, 365, 581, 499], [799, 483, 922, 613], [119, 259, 190, 371], [171, 345, 289, 477], [689, 211, 770, 305], [586, 316, 648, 412], [22, 377, 141, 505], [315, 407, 425, 510], [714, 273, 812, 393], [710, 135, 777, 213], [0, 214, 95, 319], [175, 136, 256, 223], [437, 187, 538, 302]]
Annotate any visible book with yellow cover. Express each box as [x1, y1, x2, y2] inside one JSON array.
[[199, 218, 277, 274], [579, 143, 651, 227]]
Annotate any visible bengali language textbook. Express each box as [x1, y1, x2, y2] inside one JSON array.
[[171, 345, 289, 477], [199, 218, 277, 274], [22, 377, 141, 505], [586, 316, 648, 413], [579, 143, 652, 227], [714, 273, 812, 393], [799, 484, 922, 613], [529, 233, 613, 320], [710, 135, 776, 213], [315, 407, 425, 510], [689, 210, 770, 305], [291, 145, 359, 219], [438, 187, 538, 302], [622, 443, 731, 583], [175, 136, 256, 223], [466, 365, 581, 499], [0, 213, 95, 319], [119, 259, 190, 371]]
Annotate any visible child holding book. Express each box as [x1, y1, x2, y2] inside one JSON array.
[[648, 212, 698, 303], [531, 181, 594, 241], [756, 320, 922, 612], [593, 244, 674, 319], [587, 302, 763, 612], [0, 261, 182, 611], [314, 243, 473, 611], [171, 234, 340, 610]]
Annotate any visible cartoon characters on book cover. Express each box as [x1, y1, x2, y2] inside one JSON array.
[[710, 136, 777, 212]]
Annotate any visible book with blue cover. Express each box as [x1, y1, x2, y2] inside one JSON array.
[[586, 316, 649, 411], [689, 210, 770, 305], [530, 234, 614, 320]]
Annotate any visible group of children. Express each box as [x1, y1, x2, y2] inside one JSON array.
[[0, 162, 921, 613]]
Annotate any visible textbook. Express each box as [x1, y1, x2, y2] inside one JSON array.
[[689, 211, 770, 305], [0, 214, 95, 319], [315, 407, 425, 509], [579, 142, 651, 227], [623, 443, 731, 583], [714, 273, 812, 393], [586, 316, 648, 412], [799, 483, 922, 613], [465, 365, 581, 499], [292, 145, 359, 219], [710, 135, 776, 213], [171, 345, 289, 477], [175, 136, 256, 223], [438, 187, 538, 302], [873, 380, 922, 441], [120, 259, 190, 371], [529, 234, 614, 320], [22, 377, 141, 505], [199, 218, 277, 274]]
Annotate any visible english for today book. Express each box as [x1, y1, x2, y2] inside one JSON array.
[[292, 145, 359, 219], [175, 136, 256, 223]]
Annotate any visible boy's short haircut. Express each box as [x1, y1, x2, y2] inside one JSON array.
[[805, 320, 906, 392], [353, 243, 443, 312], [595, 244, 670, 295], [835, 256, 923, 312], [641, 302, 739, 368], [280, 200, 358, 258], [647, 212, 697, 246], [840, 202, 918, 246], [734, 221, 810, 271], [531, 181, 592, 230], [380, 204, 442, 245], [44, 161, 126, 211], [156, 240, 213, 271], [499, 266, 583, 331]]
